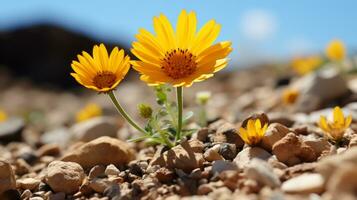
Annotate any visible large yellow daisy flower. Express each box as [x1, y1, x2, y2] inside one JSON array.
[[71, 44, 130, 92], [131, 10, 233, 87]]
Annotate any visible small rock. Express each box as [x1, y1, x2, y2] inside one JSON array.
[[48, 192, 65, 200], [219, 170, 240, 190], [245, 158, 281, 188], [282, 173, 324, 194], [241, 113, 269, 128], [234, 147, 272, 168], [150, 140, 205, 173], [218, 143, 236, 160], [272, 133, 317, 166], [41, 128, 71, 148], [0, 160, 16, 194], [302, 135, 331, 156], [194, 128, 209, 142], [293, 68, 349, 112], [204, 145, 224, 162], [71, 117, 119, 142], [88, 165, 106, 179], [36, 144, 61, 157], [325, 163, 357, 199], [0, 117, 24, 144], [44, 161, 85, 194], [197, 184, 213, 195], [348, 135, 357, 148], [16, 178, 40, 191], [212, 122, 244, 148], [103, 184, 120, 199], [155, 167, 175, 183], [105, 164, 120, 176], [13, 158, 31, 176], [317, 148, 357, 182], [0, 189, 21, 200], [89, 178, 112, 193], [61, 136, 134, 169], [211, 160, 238, 174], [21, 189, 32, 199], [260, 123, 290, 151], [268, 113, 295, 127]]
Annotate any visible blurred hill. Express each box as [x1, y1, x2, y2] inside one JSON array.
[[0, 24, 130, 88]]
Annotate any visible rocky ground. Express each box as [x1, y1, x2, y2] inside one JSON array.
[[1, 65, 357, 200]]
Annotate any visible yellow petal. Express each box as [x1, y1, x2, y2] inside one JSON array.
[[176, 10, 197, 49], [333, 106, 344, 124], [192, 20, 221, 55], [319, 116, 329, 132], [153, 14, 176, 50], [345, 115, 352, 128]]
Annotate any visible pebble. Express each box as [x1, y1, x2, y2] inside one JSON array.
[[245, 158, 281, 188], [282, 173, 324, 194], [41, 128, 71, 148], [234, 147, 272, 168], [61, 136, 134, 169], [272, 133, 317, 166], [0, 160, 16, 194], [150, 140, 205, 173], [16, 178, 40, 190], [44, 161, 85, 194], [260, 123, 290, 151], [211, 160, 238, 174], [105, 164, 120, 176], [203, 145, 224, 162], [71, 116, 119, 142], [0, 117, 25, 144]]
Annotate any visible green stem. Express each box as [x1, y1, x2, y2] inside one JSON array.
[[108, 91, 147, 135], [175, 86, 183, 144]]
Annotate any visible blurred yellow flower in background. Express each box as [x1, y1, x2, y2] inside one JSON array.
[[71, 44, 130, 92], [319, 106, 352, 141], [292, 56, 322, 75], [239, 119, 268, 146], [76, 103, 102, 122], [326, 39, 346, 61], [0, 110, 8, 122], [131, 10, 232, 87], [282, 88, 299, 105]]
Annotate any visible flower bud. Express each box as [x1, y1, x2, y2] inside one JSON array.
[[196, 91, 211, 105], [138, 104, 153, 119]]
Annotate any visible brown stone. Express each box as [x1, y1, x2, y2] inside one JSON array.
[[44, 161, 85, 194], [150, 140, 205, 173], [272, 133, 317, 166], [61, 136, 134, 169]]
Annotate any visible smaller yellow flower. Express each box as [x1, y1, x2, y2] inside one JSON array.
[[326, 39, 346, 61], [282, 89, 299, 105], [239, 119, 268, 146], [0, 110, 8, 122], [70, 44, 130, 92], [319, 106, 352, 141], [292, 56, 322, 75], [76, 103, 102, 122]]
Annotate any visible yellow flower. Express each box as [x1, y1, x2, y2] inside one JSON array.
[[0, 110, 8, 122], [326, 39, 346, 61], [282, 89, 299, 105], [292, 56, 322, 75], [76, 103, 102, 122], [319, 106, 352, 141], [239, 119, 268, 146], [71, 44, 130, 92], [131, 10, 232, 87]]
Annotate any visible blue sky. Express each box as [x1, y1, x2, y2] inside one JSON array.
[[1, 0, 356, 66]]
